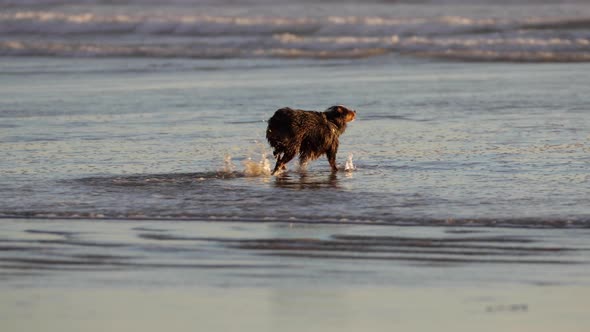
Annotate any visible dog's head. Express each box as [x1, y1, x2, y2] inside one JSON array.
[[326, 105, 356, 123]]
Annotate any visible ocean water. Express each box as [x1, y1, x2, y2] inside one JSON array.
[[1, 1, 590, 330], [0, 0, 590, 285], [2, 58, 589, 226]]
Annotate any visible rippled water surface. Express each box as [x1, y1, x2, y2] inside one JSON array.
[[1, 219, 589, 288], [1, 58, 589, 225]]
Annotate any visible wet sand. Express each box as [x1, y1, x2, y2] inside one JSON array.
[[2, 286, 590, 332], [1, 218, 589, 331]]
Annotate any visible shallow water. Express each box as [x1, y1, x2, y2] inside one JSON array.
[[1, 58, 589, 226]]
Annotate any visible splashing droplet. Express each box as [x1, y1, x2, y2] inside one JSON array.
[[344, 152, 356, 171], [218, 154, 236, 177], [243, 151, 271, 177]]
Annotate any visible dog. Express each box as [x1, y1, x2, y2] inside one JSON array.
[[266, 105, 356, 175]]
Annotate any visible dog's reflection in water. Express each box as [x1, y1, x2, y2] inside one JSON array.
[[273, 171, 340, 190]]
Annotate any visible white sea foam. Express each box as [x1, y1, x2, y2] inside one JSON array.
[[0, 9, 589, 61], [2, 11, 589, 37], [0, 11, 318, 35]]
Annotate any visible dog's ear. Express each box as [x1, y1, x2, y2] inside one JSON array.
[[333, 106, 345, 114], [339, 106, 356, 115]]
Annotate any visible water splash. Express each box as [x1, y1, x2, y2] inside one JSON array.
[[219, 143, 272, 178], [217, 154, 237, 178], [344, 152, 356, 172], [243, 151, 271, 177]]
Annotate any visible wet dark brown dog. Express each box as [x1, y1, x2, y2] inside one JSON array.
[[266, 105, 356, 175]]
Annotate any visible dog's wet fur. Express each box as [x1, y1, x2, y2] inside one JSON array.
[[266, 105, 356, 175]]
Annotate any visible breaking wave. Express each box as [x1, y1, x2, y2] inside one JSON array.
[[1, 10, 590, 61], [2, 12, 590, 37]]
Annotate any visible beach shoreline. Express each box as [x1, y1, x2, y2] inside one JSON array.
[[2, 284, 589, 332], [1, 217, 588, 286]]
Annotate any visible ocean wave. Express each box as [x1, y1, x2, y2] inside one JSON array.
[[0, 40, 246, 58], [0, 40, 393, 59], [1, 11, 590, 61], [2, 11, 590, 37], [408, 50, 590, 62], [0, 12, 320, 36], [2, 38, 589, 62]]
